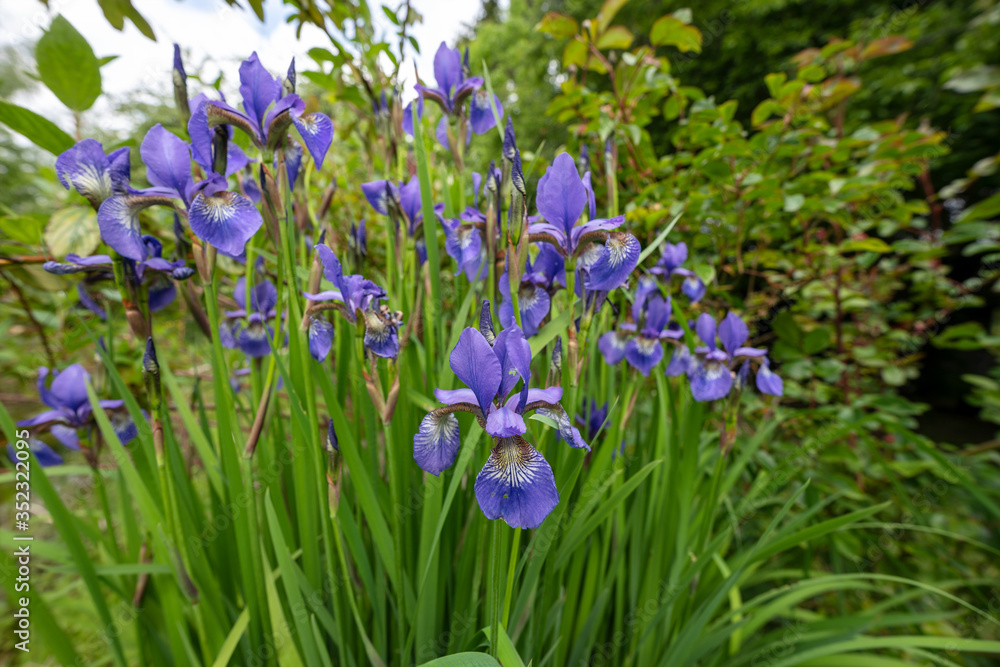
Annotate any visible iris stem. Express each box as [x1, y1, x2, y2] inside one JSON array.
[[502, 526, 521, 628], [489, 517, 503, 659]]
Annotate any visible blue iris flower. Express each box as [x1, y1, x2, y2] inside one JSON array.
[[529, 153, 641, 292], [303, 245, 401, 360], [667, 312, 784, 401], [402, 42, 504, 148], [16, 364, 143, 454], [413, 301, 588, 529], [650, 241, 706, 302]]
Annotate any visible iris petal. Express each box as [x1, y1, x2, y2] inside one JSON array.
[[474, 436, 559, 529], [292, 112, 334, 168], [718, 312, 749, 355], [450, 328, 502, 413], [535, 405, 590, 451], [690, 359, 733, 402], [536, 153, 587, 238], [188, 189, 263, 258], [485, 406, 527, 438], [97, 195, 172, 261], [308, 318, 334, 362], [413, 410, 461, 475], [586, 232, 640, 291], [625, 336, 664, 376], [598, 331, 629, 366]]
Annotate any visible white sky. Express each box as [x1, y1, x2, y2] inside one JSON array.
[[0, 0, 489, 134]]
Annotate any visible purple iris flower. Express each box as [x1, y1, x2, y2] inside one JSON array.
[[682, 312, 783, 401], [598, 278, 682, 376], [413, 301, 588, 529], [529, 153, 640, 291], [55, 139, 131, 210], [80, 123, 263, 261], [360, 176, 436, 236], [498, 244, 566, 337], [303, 245, 401, 359], [16, 364, 142, 448], [650, 242, 706, 302], [7, 440, 64, 467], [576, 399, 609, 442], [443, 217, 487, 282], [188, 53, 333, 168], [221, 278, 279, 358], [403, 42, 503, 141], [44, 235, 195, 316], [349, 219, 367, 260]]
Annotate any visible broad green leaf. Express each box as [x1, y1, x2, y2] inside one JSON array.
[[536, 12, 578, 39], [596, 0, 630, 32], [0, 99, 75, 155], [44, 207, 100, 257], [36, 15, 103, 112], [97, 0, 156, 40], [840, 238, 892, 253], [596, 26, 634, 50], [650, 15, 702, 53]]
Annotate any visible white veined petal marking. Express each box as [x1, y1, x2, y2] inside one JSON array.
[[704, 359, 729, 380], [196, 193, 238, 225], [297, 115, 320, 135], [482, 438, 541, 496], [635, 336, 660, 355], [72, 162, 112, 202], [606, 234, 631, 266], [422, 412, 459, 444]]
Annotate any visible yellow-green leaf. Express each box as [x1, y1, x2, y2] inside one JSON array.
[[840, 238, 892, 253], [650, 15, 702, 53], [596, 26, 634, 50], [45, 207, 101, 257], [536, 12, 578, 39]]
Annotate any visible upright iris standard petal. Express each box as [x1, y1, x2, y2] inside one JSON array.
[[475, 436, 559, 529], [586, 232, 641, 291], [718, 312, 750, 355], [493, 325, 532, 404], [140, 124, 193, 201], [188, 181, 263, 258], [308, 317, 334, 362], [695, 313, 718, 349], [470, 90, 503, 134], [48, 364, 90, 411], [97, 195, 173, 261], [690, 357, 733, 402], [450, 328, 502, 413], [432, 41, 463, 104], [292, 111, 334, 167], [536, 153, 587, 237], [239, 52, 282, 136], [414, 410, 461, 475]]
